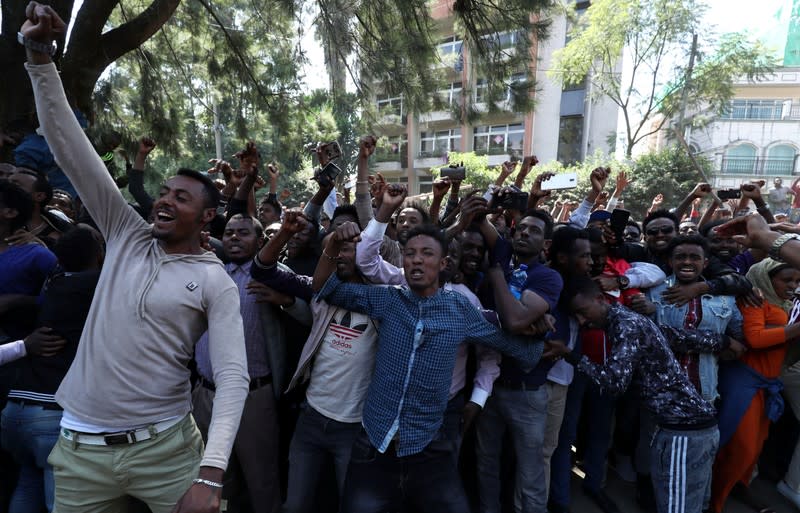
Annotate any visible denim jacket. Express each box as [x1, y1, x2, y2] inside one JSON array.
[[648, 277, 744, 402]]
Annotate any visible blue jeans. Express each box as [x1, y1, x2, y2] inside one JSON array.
[[0, 401, 62, 513], [650, 425, 719, 513], [284, 405, 362, 513], [549, 372, 616, 508], [340, 429, 468, 513], [475, 384, 549, 513]]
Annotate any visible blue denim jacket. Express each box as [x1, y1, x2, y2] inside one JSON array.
[[648, 277, 744, 402]]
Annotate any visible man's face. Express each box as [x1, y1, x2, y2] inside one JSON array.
[[570, 292, 609, 329], [49, 193, 75, 220], [264, 222, 282, 242], [8, 173, 43, 207], [335, 241, 358, 281], [679, 221, 698, 236], [513, 215, 546, 259], [287, 223, 315, 259], [222, 218, 261, 263], [397, 208, 424, 245], [669, 243, 708, 284], [403, 234, 446, 296], [624, 225, 641, 243], [568, 239, 593, 276], [152, 175, 213, 244], [707, 231, 740, 262], [331, 213, 358, 231], [775, 178, 783, 188], [589, 240, 607, 276], [644, 217, 676, 254], [459, 231, 485, 277], [443, 239, 463, 283], [258, 202, 280, 226]]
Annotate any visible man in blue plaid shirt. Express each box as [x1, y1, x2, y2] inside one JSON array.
[[316, 223, 544, 512]]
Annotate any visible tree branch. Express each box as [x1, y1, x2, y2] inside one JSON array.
[[99, 0, 181, 65]]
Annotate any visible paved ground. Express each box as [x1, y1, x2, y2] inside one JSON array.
[[568, 468, 798, 513]]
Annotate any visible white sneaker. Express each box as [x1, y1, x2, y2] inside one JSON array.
[[778, 480, 800, 510]]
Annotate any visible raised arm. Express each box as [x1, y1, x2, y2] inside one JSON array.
[[674, 183, 711, 221], [23, 6, 142, 241], [313, 221, 361, 292], [255, 209, 308, 267], [127, 137, 156, 216], [355, 184, 407, 285], [354, 135, 377, 228]]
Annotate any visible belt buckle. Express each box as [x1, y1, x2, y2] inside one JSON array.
[[104, 431, 136, 445]]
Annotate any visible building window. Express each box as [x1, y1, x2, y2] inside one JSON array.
[[437, 82, 463, 106], [765, 144, 797, 175], [557, 116, 583, 165], [721, 99, 786, 120], [418, 174, 434, 194], [437, 36, 463, 58], [722, 144, 757, 174], [375, 135, 408, 164], [473, 124, 525, 156], [376, 94, 403, 117], [420, 129, 461, 157], [474, 74, 525, 104], [482, 30, 526, 51]]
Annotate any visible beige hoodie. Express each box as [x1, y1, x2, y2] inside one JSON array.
[[26, 63, 249, 471]]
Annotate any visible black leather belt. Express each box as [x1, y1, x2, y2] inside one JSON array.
[[199, 375, 272, 392]]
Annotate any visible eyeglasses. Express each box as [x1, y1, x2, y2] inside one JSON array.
[[645, 226, 675, 236]]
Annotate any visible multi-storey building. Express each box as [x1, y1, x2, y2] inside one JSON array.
[[369, 0, 620, 194], [688, 68, 800, 189]]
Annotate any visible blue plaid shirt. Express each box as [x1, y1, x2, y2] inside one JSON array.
[[317, 274, 544, 456]]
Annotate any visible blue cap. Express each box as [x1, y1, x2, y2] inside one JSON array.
[[589, 210, 611, 223]]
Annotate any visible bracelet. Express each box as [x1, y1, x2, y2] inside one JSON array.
[[17, 32, 57, 56], [322, 248, 338, 261], [769, 233, 800, 262], [192, 478, 223, 489], [356, 180, 369, 185]]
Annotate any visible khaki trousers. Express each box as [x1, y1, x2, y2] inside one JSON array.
[[48, 414, 203, 513]]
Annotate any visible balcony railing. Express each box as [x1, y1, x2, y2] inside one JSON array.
[[719, 156, 799, 176], [374, 150, 408, 167]]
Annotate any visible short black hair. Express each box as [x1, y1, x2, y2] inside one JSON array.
[[227, 213, 264, 240], [643, 209, 679, 231], [405, 224, 447, 256], [331, 204, 360, 226], [586, 226, 604, 244], [176, 168, 221, 209], [400, 203, 431, 225], [626, 220, 641, 232], [0, 179, 34, 232], [520, 208, 554, 238], [52, 225, 102, 272], [560, 275, 602, 310], [15, 167, 53, 205], [549, 226, 589, 263], [259, 196, 282, 215], [666, 234, 709, 258]]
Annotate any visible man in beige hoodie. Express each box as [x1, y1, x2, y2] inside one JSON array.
[[19, 4, 249, 513]]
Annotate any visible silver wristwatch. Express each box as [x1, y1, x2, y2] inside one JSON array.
[[17, 32, 57, 56], [769, 233, 800, 262]]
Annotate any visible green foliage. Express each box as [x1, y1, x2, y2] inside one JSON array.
[[550, 0, 776, 157]]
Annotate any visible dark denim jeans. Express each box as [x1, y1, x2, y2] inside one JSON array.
[[549, 372, 616, 508], [284, 405, 362, 513], [0, 401, 62, 513], [650, 424, 719, 513], [340, 429, 468, 513]]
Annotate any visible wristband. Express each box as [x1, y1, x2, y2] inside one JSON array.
[[192, 478, 223, 489], [17, 32, 57, 56], [322, 248, 338, 261], [769, 233, 800, 262]]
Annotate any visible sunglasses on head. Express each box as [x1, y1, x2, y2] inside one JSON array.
[[646, 225, 675, 236]]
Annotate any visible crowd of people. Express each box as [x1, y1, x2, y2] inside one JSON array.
[[2, 3, 800, 513]]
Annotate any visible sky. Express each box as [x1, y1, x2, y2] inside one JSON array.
[[42, 0, 799, 90]]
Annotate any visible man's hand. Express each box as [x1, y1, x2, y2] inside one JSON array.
[[531, 172, 555, 200], [593, 274, 619, 292], [590, 167, 610, 194], [739, 287, 764, 309], [368, 173, 386, 201], [138, 137, 156, 156], [615, 170, 632, 194], [432, 178, 452, 200], [690, 183, 712, 199], [661, 282, 705, 307], [207, 159, 233, 182], [458, 195, 489, 226], [628, 293, 656, 315], [280, 210, 309, 235], [234, 141, 260, 170], [199, 231, 214, 252], [5, 229, 45, 247], [375, 184, 408, 222], [499, 161, 517, 181], [720, 337, 747, 361], [24, 327, 67, 357], [358, 135, 377, 160], [461, 402, 481, 435], [332, 221, 361, 244], [651, 193, 664, 209], [542, 339, 569, 360], [21, 2, 66, 44], [770, 222, 800, 235], [266, 162, 279, 182], [741, 183, 763, 202], [171, 467, 223, 513], [246, 281, 294, 307]]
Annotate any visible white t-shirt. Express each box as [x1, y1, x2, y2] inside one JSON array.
[[306, 308, 378, 423]]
